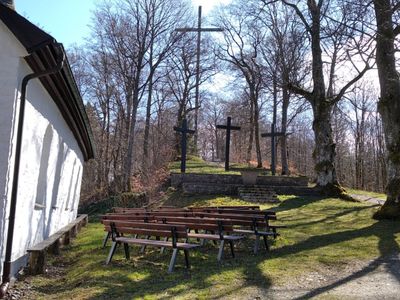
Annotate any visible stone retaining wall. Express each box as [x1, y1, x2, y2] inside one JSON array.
[[171, 173, 309, 187]]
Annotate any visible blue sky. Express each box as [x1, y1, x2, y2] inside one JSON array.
[[15, 0, 230, 48], [15, 0, 96, 46]]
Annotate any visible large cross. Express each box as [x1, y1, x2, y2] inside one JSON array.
[[174, 119, 195, 173], [261, 123, 286, 176], [217, 117, 241, 171], [176, 6, 223, 153]]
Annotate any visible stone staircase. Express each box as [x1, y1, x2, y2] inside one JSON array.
[[238, 186, 279, 203]]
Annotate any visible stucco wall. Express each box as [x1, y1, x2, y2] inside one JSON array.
[[0, 20, 26, 281], [0, 21, 84, 278]]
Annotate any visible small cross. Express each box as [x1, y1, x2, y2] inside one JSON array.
[[174, 119, 195, 173], [217, 117, 241, 171], [261, 123, 286, 176]]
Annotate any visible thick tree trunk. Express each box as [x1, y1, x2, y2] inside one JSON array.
[[372, 0, 400, 219], [312, 102, 350, 198], [312, 103, 337, 186]]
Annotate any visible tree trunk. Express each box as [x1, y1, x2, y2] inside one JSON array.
[[252, 90, 262, 168], [281, 86, 290, 175], [246, 100, 254, 163], [312, 101, 349, 198], [372, 0, 400, 219], [124, 87, 140, 192], [143, 45, 154, 171]]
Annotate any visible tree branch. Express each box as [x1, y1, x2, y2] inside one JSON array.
[[287, 83, 313, 100], [333, 63, 372, 104], [394, 25, 400, 37]]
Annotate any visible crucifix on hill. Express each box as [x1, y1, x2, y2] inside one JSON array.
[[261, 123, 286, 176], [176, 6, 223, 153], [174, 119, 195, 173], [217, 117, 241, 171]]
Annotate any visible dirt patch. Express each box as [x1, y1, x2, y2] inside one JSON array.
[[5, 262, 67, 300], [221, 254, 400, 299], [351, 194, 385, 205]]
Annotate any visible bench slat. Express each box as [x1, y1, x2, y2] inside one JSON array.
[[116, 237, 199, 250]]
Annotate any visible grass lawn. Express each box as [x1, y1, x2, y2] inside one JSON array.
[[169, 156, 251, 175], [22, 193, 400, 299]]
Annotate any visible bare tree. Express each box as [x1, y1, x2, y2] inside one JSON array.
[[372, 0, 400, 219], [263, 0, 373, 197], [215, 3, 266, 167]]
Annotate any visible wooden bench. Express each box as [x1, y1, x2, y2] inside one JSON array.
[[155, 216, 244, 261], [103, 220, 199, 273], [191, 212, 280, 254], [102, 206, 285, 254], [101, 214, 154, 248], [27, 214, 88, 274]]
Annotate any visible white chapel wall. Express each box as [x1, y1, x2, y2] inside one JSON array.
[[9, 61, 85, 263], [0, 20, 27, 280], [0, 20, 85, 275]]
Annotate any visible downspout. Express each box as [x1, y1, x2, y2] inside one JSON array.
[[0, 43, 65, 298]]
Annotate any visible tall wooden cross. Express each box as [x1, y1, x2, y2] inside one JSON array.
[[176, 6, 223, 153], [217, 117, 241, 171], [261, 123, 286, 176], [174, 119, 195, 173]]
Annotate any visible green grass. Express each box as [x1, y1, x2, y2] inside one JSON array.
[[23, 193, 400, 299], [169, 156, 251, 174]]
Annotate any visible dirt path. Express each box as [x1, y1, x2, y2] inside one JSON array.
[[351, 194, 386, 206], [223, 254, 400, 299]]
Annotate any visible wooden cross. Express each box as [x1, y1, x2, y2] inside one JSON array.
[[176, 6, 224, 152], [217, 117, 241, 171], [174, 119, 195, 173], [261, 123, 286, 176]]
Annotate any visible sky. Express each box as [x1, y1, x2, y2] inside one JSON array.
[[15, 0, 231, 48]]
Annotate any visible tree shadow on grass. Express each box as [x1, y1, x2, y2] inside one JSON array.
[[31, 198, 399, 299], [283, 220, 400, 299], [283, 204, 381, 229], [273, 195, 327, 213], [34, 240, 273, 299]]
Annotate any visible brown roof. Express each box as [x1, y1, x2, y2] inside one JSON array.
[[0, 4, 95, 160]]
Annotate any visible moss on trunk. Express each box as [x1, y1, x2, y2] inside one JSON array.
[[373, 178, 400, 219], [316, 182, 358, 202], [373, 200, 400, 219]]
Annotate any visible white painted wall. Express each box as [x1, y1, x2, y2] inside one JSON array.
[[0, 20, 26, 280], [0, 20, 85, 279]]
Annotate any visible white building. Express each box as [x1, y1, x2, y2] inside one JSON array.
[[0, 1, 95, 285]]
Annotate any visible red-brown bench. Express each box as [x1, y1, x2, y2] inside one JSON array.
[[103, 220, 199, 273]]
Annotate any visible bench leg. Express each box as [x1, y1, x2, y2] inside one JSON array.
[[217, 240, 225, 261], [160, 237, 169, 254], [106, 241, 118, 264], [168, 248, 178, 273], [184, 250, 190, 269], [52, 239, 61, 255], [29, 251, 46, 275], [229, 241, 235, 258], [140, 236, 150, 253], [263, 235, 269, 252], [102, 232, 110, 249], [254, 235, 260, 255], [124, 243, 130, 260]]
